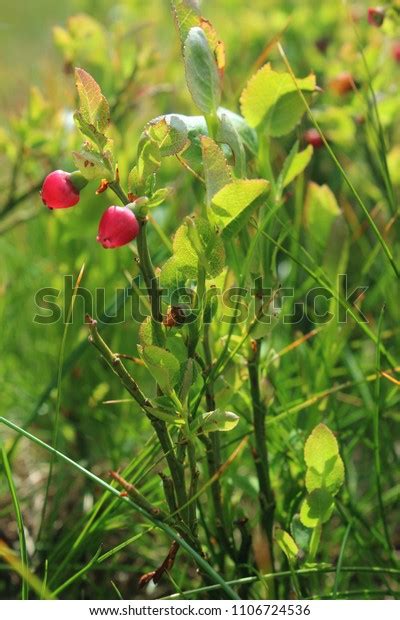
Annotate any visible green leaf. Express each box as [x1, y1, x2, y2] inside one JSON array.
[[193, 409, 239, 433], [240, 64, 316, 135], [218, 108, 258, 156], [54, 15, 108, 67], [210, 179, 269, 239], [147, 188, 171, 208], [146, 115, 189, 157], [159, 256, 188, 290], [299, 488, 335, 528], [139, 317, 158, 347], [131, 117, 190, 195], [281, 144, 313, 189], [172, 1, 225, 77], [72, 147, 113, 181], [251, 304, 281, 340], [304, 182, 341, 251], [128, 133, 164, 196], [183, 27, 221, 114], [179, 358, 195, 403], [304, 423, 344, 496], [171, 0, 200, 45], [144, 110, 257, 170], [171, 221, 198, 269], [137, 138, 161, 179], [160, 223, 197, 289], [75, 68, 110, 132], [323, 215, 349, 280], [160, 217, 225, 288], [140, 345, 180, 393], [275, 529, 299, 562], [200, 136, 232, 204], [186, 216, 225, 277], [152, 395, 177, 413], [291, 514, 312, 552], [73, 111, 109, 150], [165, 333, 188, 364], [53, 25, 72, 59], [217, 112, 247, 178]]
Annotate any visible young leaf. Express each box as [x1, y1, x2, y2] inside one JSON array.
[[210, 179, 269, 239], [160, 222, 198, 289], [291, 514, 312, 552], [160, 217, 224, 288], [240, 64, 316, 135], [159, 256, 189, 290], [218, 108, 258, 156], [171, 1, 225, 77], [300, 488, 335, 528], [217, 112, 246, 178], [72, 147, 113, 181], [128, 136, 161, 196], [139, 318, 158, 347], [281, 144, 313, 189], [304, 182, 341, 250], [139, 345, 180, 393], [251, 302, 281, 340], [166, 333, 188, 363], [146, 188, 171, 208], [75, 68, 110, 132], [73, 111, 109, 150], [137, 138, 161, 180], [152, 395, 177, 413], [186, 216, 225, 277], [179, 358, 195, 403], [146, 115, 189, 157], [193, 409, 239, 433], [200, 136, 232, 204], [171, 0, 200, 45], [183, 27, 221, 114], [275, 529, 299, 562], [54, 15, 108, 68], [199, 17, 225, 78], [145, 110, 257, 169], [304, 423, 344, 496]]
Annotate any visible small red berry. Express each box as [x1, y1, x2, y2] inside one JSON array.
[[41, 170, 83, 209], [96, 206, 140, 249], [329, 72, 355, 96], [392, 41, 400, 63], [368, 7, 385, 27], [304, 128, 324, 149]]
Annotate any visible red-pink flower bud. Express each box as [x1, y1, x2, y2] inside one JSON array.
[[392, 41, 400, 63], [368, 7, 385, 27], [97, 206, 140, 249], [41, 170, 85, 209], [304, 128, 324, 149], [329, 72, 355, 96]]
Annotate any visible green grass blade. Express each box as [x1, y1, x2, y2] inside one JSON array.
[[0, 416, 240, 600], [277, 42, 399, 280], [36, 263, 85, 546], [52, 546, 103, 597], [1, 446, 29, 599], [332, 522, 352, 599]]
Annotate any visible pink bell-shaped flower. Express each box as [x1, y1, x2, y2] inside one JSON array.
[[97, 206, 140, 249], [367, 7, 385, 27], [41, 170, 85, 209]]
